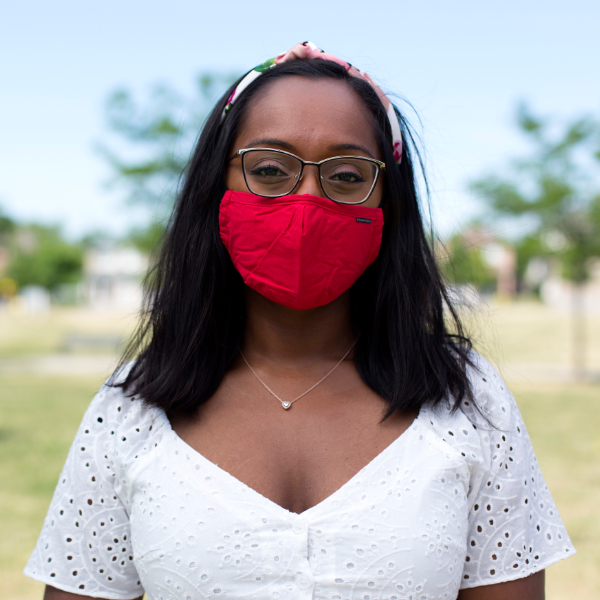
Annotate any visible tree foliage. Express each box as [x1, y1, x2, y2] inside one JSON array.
[[470, 104, 600, 285], [440, 233, 496, 290], [7, 225, 83, 290], [99, 72, 239, 223], [0, 205, 15, 238], [127, 221, 166, 255]]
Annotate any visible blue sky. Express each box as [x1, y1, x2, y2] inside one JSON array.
[[1, 0, 599, 239]]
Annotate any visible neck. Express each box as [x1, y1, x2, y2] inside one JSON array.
[[242, 287, 355, 365]]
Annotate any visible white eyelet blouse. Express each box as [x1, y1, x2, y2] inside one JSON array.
[[25, 354, 575, 600]]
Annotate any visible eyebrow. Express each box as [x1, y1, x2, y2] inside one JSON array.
[[244, 138, 376, 159], [245, 138, 296, 151], [329, 143, 375, 159]]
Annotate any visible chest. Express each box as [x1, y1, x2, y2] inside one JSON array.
[[126, 422, 471, 600], [170, 368, 418, 514]]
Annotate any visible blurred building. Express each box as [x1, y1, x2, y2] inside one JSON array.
[[540, 260, 600, 313], [82, 246, 148, 311], [481, 242, 517, 298], [20, 285, 51, 313], [449, 227, 518, 298]]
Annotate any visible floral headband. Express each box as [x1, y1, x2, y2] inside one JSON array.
[[222, 41, 403, 165]]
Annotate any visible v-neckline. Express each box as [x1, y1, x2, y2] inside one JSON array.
[[159, 406, 425, 519]]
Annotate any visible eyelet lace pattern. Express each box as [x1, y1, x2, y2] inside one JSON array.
[[25, 355, 575, 599]]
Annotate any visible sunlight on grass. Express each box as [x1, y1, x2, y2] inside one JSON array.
[[0, 308, 138, 358], [465, 299, 600, 370], [515, 383, 600, 599], [0, 375, 104, 600]]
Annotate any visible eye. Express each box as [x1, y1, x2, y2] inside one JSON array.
[[248, 161, 290, 178], [328, 166, 367, 184]]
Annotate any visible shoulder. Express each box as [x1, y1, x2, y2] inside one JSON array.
[[421, 351, 526, 474], [426, 351, 520, 431], [81, 362, 170, 473], [440, 354, 578, 587], [23, 361, 154, 597], [464, 351, 519, 430], [85, 362, 162, 430]]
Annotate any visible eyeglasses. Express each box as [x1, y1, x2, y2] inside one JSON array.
[[230, 148, 385, 205]]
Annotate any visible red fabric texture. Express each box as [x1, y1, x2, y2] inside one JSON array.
[[219, 191, 384, 310]]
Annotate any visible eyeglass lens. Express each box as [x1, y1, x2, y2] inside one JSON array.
[[242, 150, 378, 204]]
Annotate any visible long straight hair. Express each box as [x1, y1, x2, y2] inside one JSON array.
[[112, 60, 474, 419]]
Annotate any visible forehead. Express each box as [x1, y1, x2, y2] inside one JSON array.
[[234, 77, 380, 159]]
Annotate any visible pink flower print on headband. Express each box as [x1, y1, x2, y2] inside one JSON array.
[[221, 41, 403, 165]]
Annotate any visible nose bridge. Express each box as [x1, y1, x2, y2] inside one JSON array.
[[296, 162, 326, 198]]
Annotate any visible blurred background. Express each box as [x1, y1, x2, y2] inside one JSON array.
[[1, 1, 599, 598]]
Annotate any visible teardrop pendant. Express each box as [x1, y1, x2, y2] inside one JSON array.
[[282, 401, 292, 410]]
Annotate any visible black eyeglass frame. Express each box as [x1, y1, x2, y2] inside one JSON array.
[[229, 148, 386, 205]]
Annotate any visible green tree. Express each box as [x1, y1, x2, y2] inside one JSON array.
[[99, 72, 239, 246], [470, 105, 600, 378], [441, 232, 496, 291], [8, 225, 83, 290], [127, 221, 165, 255], [0, 206, 15, 237]]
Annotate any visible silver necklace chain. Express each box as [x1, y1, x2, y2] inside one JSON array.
[[239, 339, 358, 410]]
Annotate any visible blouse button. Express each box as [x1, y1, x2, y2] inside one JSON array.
[[292, 520, 307, 534], [298, 575, 311, 589]]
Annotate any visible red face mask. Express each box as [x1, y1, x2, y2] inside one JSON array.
[[219, 190, 384, 310]]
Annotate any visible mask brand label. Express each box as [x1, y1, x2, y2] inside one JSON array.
[[356, 217, 372, 224]]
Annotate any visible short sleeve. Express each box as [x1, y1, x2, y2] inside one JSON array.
[[460, 356, 576, 588], [24, 380, 144, 599]]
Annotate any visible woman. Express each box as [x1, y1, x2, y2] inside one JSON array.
[[26, 42, 574, 600]]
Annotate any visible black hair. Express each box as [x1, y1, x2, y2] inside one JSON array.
[[111, 59, 474, 419]]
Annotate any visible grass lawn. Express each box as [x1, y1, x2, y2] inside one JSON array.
[[514, 382, 600, 599], [0, 308, 138, 358], [465, 299, 600, 373], [1, 375, 106, 600]]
